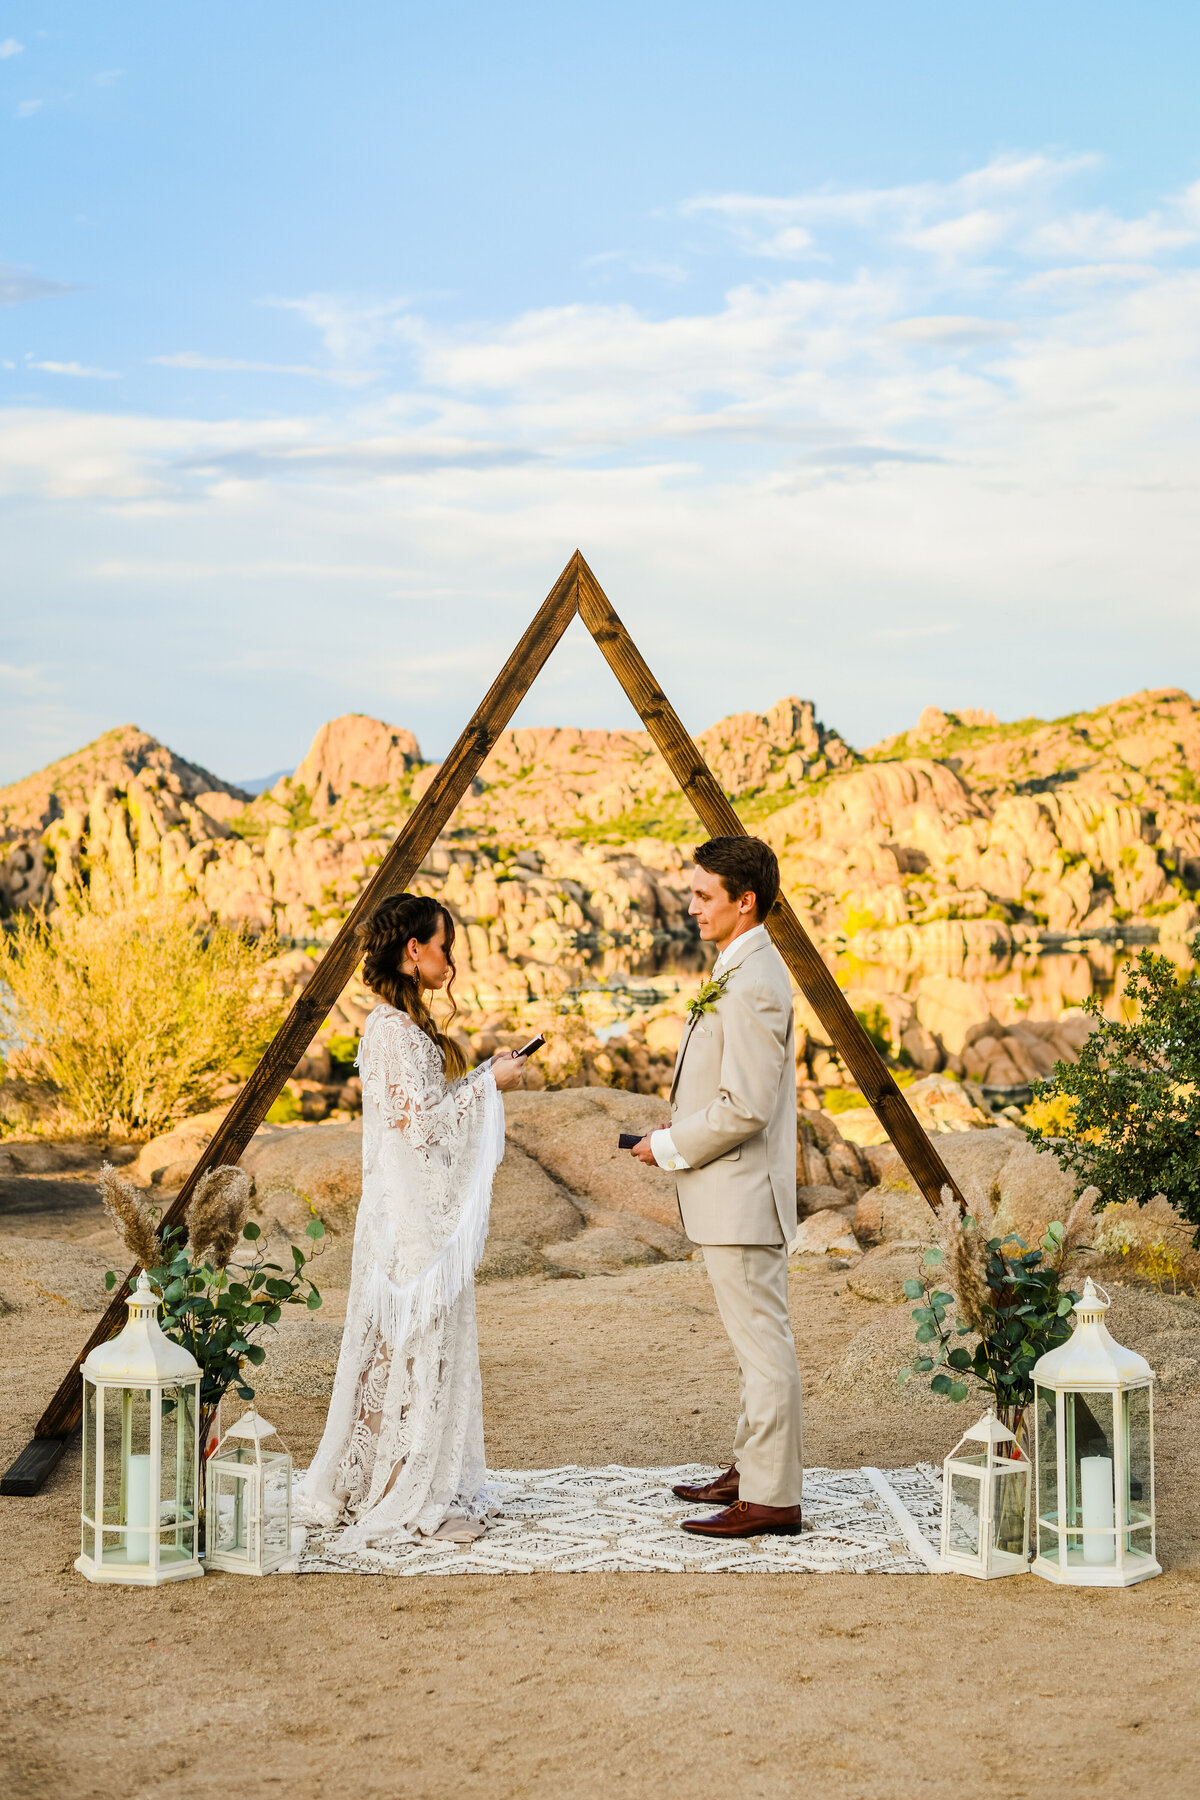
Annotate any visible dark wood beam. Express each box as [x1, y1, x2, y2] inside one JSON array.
[[15, 553, 582, 1465], [575, 553, 965, 1217]]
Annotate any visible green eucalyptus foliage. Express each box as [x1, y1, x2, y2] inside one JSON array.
[[106, 1217, 325, 1435], [899, 1224, 1080, 1430], [1026, 948, 1200, 1233]]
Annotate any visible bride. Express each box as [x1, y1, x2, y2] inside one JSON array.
[[294, 891, 526, 1548]]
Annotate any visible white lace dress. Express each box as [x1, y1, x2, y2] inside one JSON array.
[[293, 1004, 505, 1549]]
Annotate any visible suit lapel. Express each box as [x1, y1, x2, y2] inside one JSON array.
[[670, 1008, 704, 1102], [669, 936, 771, 1103]]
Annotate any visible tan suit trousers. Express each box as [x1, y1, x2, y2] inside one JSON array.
[[702, 1243, 804, 1508]]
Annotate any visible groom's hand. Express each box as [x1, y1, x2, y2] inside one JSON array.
[[630, 1131, 667, 1166]]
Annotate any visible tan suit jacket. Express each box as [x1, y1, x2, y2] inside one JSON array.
[[669, 932, 797, 1246]]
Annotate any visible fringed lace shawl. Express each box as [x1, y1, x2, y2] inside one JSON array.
[[293, 1004, 505, 1548]]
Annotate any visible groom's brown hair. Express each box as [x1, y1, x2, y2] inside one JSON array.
[[693, 836, 779, 922]]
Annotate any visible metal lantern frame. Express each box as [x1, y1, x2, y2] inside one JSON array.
[[76, 1271, 204, 1587], [940, 1408, 1031, 1579], [205, 1408, 293, 1576], [1031, 1278, 1160, 1588]]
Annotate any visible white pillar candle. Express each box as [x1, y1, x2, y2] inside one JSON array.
[[1081, 1454, 1115, 1564], [126, 1454, 152, 1562]]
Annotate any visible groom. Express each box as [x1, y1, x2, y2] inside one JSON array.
[[630, 836, 803, 1537]]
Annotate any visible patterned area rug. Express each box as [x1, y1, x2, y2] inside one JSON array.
[[290, 1463, 947, 1576]]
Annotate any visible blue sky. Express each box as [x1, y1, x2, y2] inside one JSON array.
[[3, 2, 1200, 785]]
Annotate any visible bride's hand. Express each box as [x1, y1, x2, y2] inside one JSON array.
[[490, 1050, 527, 1092]]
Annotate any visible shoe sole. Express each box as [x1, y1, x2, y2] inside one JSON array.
[[680, 1522, 803, 1538]]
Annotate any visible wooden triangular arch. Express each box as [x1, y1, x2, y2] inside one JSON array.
[[4, 551, 964, 1494]]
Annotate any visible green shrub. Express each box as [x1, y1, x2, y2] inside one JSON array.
[[265, 1087, 303, 1125], [326, 1033, 360, 1077], [824, 1087, 870, 1113], [0, 876, 285, 1139], [1025, 948, 1200, 1237]]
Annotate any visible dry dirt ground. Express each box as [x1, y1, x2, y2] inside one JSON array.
[[2, 1168, 1200, 1800]]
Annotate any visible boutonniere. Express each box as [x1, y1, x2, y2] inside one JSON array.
[[686, 969, 731, 1023]]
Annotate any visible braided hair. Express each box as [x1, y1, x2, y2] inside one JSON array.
[[358, 892, 468, 1078]]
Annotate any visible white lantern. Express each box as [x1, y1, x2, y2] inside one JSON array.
[[940, 1408, 1031, 1578], [1031, 1278, 1159, 1587], [76, 1271, 203, 1587], [205, 1408, 292, 1576]]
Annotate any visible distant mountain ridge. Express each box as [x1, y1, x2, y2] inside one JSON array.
[[1, 692, 1198, 1023], [0, 724, 249, 839]]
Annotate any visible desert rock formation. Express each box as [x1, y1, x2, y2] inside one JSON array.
[[2, 688, 1198, 1108]]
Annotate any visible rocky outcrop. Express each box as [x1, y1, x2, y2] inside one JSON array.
[[3, 686, 1198, 1113], [500, 1089, 681, 1232], [271, 714, 422, 819], [126, 1088, 693, 1277]]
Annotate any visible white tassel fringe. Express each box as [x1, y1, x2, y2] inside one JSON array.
[[362, 1076, 506, 1353]]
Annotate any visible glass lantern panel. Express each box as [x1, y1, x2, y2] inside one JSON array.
[[1066, 1390, 1116, 1568], [212, 1468, 252, 1558], [990, 1464, 1028, 1558], [220, 1443, 261, 1466], [261, 1456, 291, 1560], [1035, 1386, 1059, 1560], [158, 1386, 197, 1525], [947, 1472, 983, 1557], [80, 1381, 96, 1562], [1124, 1387, 1152, 1528], [158, 1524, 196, 1565], [101, 1386, 154, 1565], [81, 1381, 95, 1522]]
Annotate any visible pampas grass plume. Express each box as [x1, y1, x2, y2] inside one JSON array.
[[1062, 1185, 1101, 1261], [99, 1164, 162, 1271], [936, 1184, 992, 1335], [187, 1166, 252, 1268]]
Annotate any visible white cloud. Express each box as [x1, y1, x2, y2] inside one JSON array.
[[1029, 207, 1198, 261], [886, 315, 1014, 346], [1022, 263, 1159, 292], [870, 622, 960, 640], [150, 351, 373, 382], [94, 69, 124, 86], [29, 359, 119, 379], [2, 148, 1200, 772], [683, 154, 1096, 260], [581, 249, 689, 284], [902, 208, 1010, 261], [0, 38, 22, 58], [16, 98, 43, 118], [0, 661, 44, 687], [0, 262, 78, 306], [263, 293, 415, 368]]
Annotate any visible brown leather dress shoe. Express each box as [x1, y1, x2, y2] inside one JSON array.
[[672, 1464, 740, 1504], [680, 1501, 803, 1538]]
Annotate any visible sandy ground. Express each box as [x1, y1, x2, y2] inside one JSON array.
[[3, 1169, 1200, 1800]]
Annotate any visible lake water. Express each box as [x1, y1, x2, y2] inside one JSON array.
[[535, 926, 1195, 1050]]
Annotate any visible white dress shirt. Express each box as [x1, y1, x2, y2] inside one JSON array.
[[650, 923, 771, 1171]]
